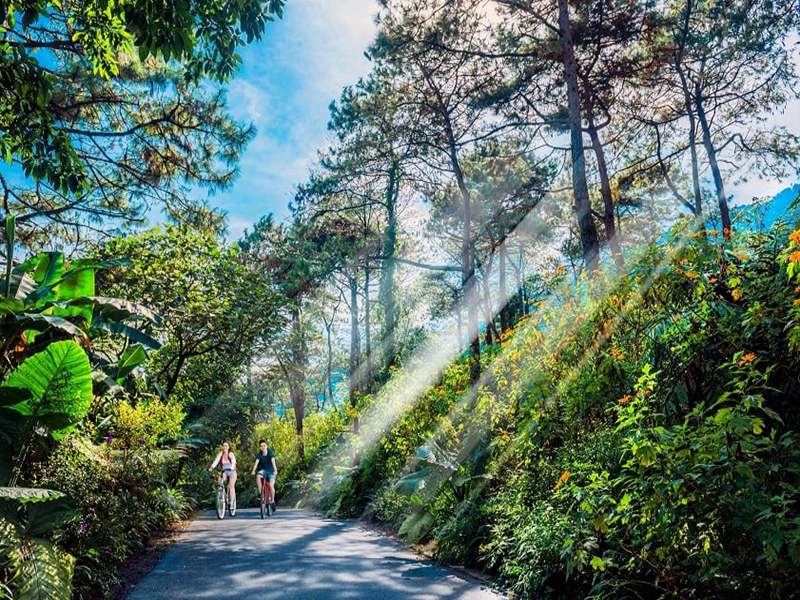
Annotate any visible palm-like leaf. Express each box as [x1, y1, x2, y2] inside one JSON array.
[[0, 488, 77, 600], [1, 341, 92, 440]]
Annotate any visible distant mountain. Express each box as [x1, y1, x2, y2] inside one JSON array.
[[730, 184, 800, 230]]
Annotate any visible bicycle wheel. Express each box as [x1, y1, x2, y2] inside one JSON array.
[[260, 492, 266, 519], [215, 486, 225, 519]]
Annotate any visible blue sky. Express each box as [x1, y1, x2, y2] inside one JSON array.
[[206, 3, 800, 240], [210, 0, 380, 239]]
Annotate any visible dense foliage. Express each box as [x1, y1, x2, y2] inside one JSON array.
[[318, 213, 800, 599]]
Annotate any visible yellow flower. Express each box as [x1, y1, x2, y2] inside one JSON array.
[[738, 352, 757, 366], [794, 298, 800, 306], [555, 470, 572, 490], [732, 289, 743, 301]]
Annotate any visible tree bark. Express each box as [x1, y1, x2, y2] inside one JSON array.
[[290, 306, 305, 463], [557, 0, 600, 272], [379, 162, 399, 370], [586, 114, 624, 268], [499, 235, 509, 333], [695, 81, 731, 235], [364, 265, 373, 392], [348, 275, 361, 434]]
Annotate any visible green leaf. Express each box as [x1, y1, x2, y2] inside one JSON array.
[[30, 253, 65, 300], [115, 344, 148, 380], [398, 509, 434, 544], [25, 496, 78, 537], [92, 322, 161, 350], [73, 296, 160, 324], [1, 341, 92, 439]]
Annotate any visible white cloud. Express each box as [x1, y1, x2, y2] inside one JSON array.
[[210, 0, 380, 237]]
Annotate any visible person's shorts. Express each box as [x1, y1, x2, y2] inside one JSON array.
[[221, 469, 236, 482], [258, 469, 276, 482]]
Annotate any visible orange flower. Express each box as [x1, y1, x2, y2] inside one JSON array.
[[709, 277, 718, 284], [794, 298, 800, 306], [676, 268, 683, 275], [723, 227, 732, 236], [707, 229, 719, 235], [673, 315, 681, 323], [555, 470, 572, 490], [738, 352, 757, 366], [618, 395, 631, 405], [685, 271, 698, 280], [789, 230, 800, 244], [789, 251, 800, 263]]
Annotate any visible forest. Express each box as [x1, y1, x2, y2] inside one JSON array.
[[1, 0, 800, 598]]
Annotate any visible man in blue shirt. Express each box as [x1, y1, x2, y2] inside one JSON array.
[[251, 439, 278, 509]]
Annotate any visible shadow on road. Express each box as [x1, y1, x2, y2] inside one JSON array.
[[127, 508, 504, 600]]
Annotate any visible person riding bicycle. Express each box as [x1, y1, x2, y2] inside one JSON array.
[[208, 441, 237, 511], [251, 439, 278, 510]]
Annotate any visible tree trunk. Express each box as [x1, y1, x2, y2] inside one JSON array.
[[443, 115, 480, 380], [676, 0, 703, 216], [379, 162, 399, 370], [586, 114, 624, 268], [290, 306, 305, 463], [456, 302, 463, 352], [499, 235, 509, 333], [364, 265, 373, 392], [325, 319, 334, 409], [557, 0, 600, 272], [695, 82, 731, 236], [348, 275, 361, 434]]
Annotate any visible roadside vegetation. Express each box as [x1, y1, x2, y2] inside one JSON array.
[[1, 0, 799, 599]]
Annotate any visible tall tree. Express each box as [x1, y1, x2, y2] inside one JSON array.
[[96, 224, 280, 408], [372, 0, 504, 380], [1, 0, 285, 245]]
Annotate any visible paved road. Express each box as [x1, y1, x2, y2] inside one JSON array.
[[126, 508, 506, 600]]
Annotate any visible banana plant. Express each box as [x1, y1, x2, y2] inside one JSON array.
[[0, 487, 78, 600], [393, 437, 487, 544], [0, 340, 93, 486], [1, 215, 161, 372]]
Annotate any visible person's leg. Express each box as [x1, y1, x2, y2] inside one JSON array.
[[256, 472, 263, 496], [229, 472, 237, 506], [268, 474, 276, 505]]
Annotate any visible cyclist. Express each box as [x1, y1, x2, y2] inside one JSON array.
[[208, 441, 237, 512], [251, 439, 278, 510]]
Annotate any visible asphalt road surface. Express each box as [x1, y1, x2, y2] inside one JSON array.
[[126, 508, 506, 600]]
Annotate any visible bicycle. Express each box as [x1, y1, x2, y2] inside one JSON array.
[[214, 472, 236, 519], [258, 473, 273, 519]]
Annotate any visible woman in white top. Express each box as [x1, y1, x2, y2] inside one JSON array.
[[208, 441, 237, 510]]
